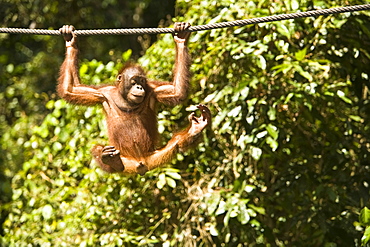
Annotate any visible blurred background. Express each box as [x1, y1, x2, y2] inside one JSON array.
[[1, 0, 370, 246]]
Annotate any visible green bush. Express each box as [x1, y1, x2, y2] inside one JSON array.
[[1, 0, 370, 246]]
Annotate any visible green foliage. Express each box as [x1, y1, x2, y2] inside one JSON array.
[[0, 0, 175, 238], [360, 207, 370, 245], [0, 59, 197, 246], [2, 0, 370, 246]]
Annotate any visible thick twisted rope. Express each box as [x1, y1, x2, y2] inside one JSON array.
[[1, 4, 369, 36]]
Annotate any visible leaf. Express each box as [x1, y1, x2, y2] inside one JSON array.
[[291, 0, 299, 10], [244, 185, 254, 193], [250, 146, 262, 161], [42, 204, 53, 220], [52, 142, 63, 151], [165, 171, 182, 180], [207, 223, 219, 236], [276, 23, 291, 38], [360, 207, 370, 225], [257, 55, 267, 70], [362, 226, 370, 245], [295, 47, 307, 61], [166, 177, 176, 188], [215, 201, 226, 215], [229, 208, 238, 218], [256, 131, 267, 139], [237, 134, 254, 150], [349, 115, 363, 122], [80, 63, 89, 75], [284, 92, 295, 103], [224, 210, 232, 227], [248, 204, 266, 215], [238, 203, 250, 225], [156, 173, 166, 189], [204, 91, 217, 103], [272, 63, 293, 75], [34, 126, 49, 139], [294, 64, 313, 81], [267, 106, 276, 121], [228, 106, 242, 117], [266, 136, 279, 151], [122, 49, 132, 61], [337, 90, 352, 104], [266, 124, 279, 140], [206, 192, 221, 215]]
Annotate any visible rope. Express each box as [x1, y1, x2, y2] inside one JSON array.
[[0, 4, 369, 36]]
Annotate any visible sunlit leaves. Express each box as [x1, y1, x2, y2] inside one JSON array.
[[360, 207, 370, 245], [204, 188, 263, 230], [205, 191, 221, 215], [360, 207, 370, 225], [362, 228, 370, 246], [156, 168, 182, 189], [337, 90, 353, 104], [41, 204, 53, 220], [250, 146, 263, 160], [295, 47, 307, 61]]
